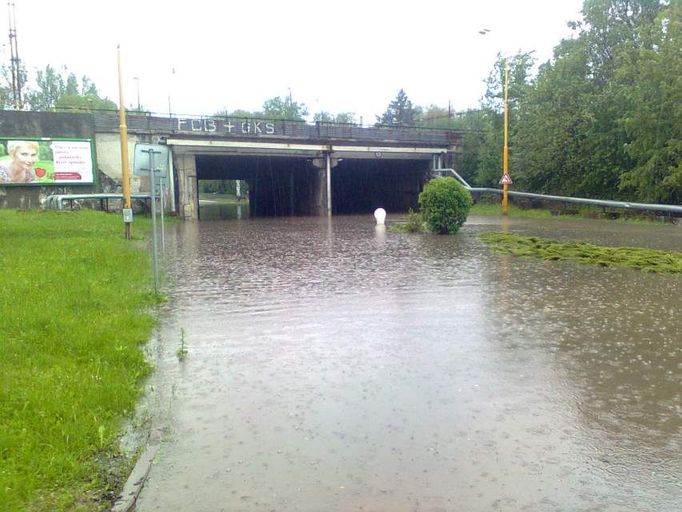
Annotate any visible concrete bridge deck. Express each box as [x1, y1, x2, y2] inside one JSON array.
[[0, 111, 463, 217]]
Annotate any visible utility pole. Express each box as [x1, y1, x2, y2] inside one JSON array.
[[133, 76, 140, 111], [501, 60, 511, 215], [7, 1, 23, 109], [117, 45, 133, 240]]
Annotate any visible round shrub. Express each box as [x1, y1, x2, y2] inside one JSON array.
[[418, 177, 473, 234]]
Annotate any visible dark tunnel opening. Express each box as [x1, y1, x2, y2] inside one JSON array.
[[195, 154, 431, 218]]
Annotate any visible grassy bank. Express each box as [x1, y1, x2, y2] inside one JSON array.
[[469, 202, 675, 224], [0, 210, 157, 511], [481, 232, 682, 274]]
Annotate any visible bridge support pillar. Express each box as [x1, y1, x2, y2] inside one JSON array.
[[326, 152, 332, 216], [174, 152, 198, 220]]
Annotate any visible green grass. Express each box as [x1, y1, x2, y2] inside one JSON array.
[[470, 203, 556, 218], [480, 232, 682, 274], [469, 201, 676, 224], [0, 210, 158, 511]]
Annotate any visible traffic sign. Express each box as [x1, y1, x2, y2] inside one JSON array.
[[134, 143, 169, 177], [499, 173, 513, 185]]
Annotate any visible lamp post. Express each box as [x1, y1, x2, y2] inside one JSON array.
[[133, 76, 140, 112], [501, 60, 510, 215], [117, 45, 133, 239]]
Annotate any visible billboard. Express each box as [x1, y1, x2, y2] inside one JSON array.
[[0, 138, 95, 185]]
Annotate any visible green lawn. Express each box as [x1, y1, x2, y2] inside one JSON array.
[[0, 210, 157, 511]]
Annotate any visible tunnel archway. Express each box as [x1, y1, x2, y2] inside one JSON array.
[[195, 154, 430, 218]]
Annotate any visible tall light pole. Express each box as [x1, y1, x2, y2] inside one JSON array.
[[117, 45, 133, 239], [500, 59, 511, 215], [133, 76, 140, 111]]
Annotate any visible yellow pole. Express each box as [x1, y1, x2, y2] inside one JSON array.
[[117, 45, 132, 239], [502, 60, 510, 215]]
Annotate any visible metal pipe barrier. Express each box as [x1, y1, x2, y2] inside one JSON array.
[[432, 169, 682, 215], [44, 193, 152, 211]]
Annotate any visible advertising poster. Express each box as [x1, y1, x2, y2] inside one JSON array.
[[0, 138, 94, 185]]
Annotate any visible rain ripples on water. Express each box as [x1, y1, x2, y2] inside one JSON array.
[[135, 215, 682, 512]]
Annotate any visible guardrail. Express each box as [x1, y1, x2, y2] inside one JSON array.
[[432, 169, 682, 215], [44, 193, 152, 211]]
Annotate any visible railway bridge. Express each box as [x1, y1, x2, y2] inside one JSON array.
[[0, 111, 463, 218]]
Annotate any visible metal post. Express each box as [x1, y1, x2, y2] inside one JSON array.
[[117, 45, 133, 239], [502, 60, 510, 215], [326, 152, 332, 216], [159, 177, 166, 252], [290, 172, 294, 216], [149, 150, 159, 292]]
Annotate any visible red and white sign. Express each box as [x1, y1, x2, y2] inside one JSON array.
[[499, 173, 513, 185]]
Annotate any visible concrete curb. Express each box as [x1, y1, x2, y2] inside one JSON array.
[[111, 431, 162, 512]]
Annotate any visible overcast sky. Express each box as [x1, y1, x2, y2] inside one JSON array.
[[6, 0, 584, 123]]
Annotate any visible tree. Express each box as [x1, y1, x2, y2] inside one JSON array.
[[25, 65, 65, 111], [418, 105, 456, 128], [262, 95, 308, 120], [619, 1, 682, 202], [376, 89, 422, 126], [313, 111, 334, 122], [335, 112, 356, 124], [24, 65, 116, 112], [54, 94, 116, 112], [313, 111, 357, 124]]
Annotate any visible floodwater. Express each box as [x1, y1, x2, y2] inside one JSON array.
[[134, 214, 682, 512]]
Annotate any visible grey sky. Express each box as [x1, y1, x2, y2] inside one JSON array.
[[6, 0, 584, 122]]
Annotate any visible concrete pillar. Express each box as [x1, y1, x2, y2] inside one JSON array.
[[326, 152, 332, 216], [173, 152, 198, 220]]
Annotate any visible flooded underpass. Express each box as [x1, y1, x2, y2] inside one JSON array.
[[133, 215, 682, 511]]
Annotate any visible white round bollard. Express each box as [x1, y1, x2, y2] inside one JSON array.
[[374, 208, 386, 225]]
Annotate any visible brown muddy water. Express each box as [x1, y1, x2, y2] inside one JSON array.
[[134, 215, 682, 512]]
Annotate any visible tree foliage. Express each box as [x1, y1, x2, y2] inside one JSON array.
[[464, 0, 679, 204], [262, 95, 308, 120], [376, 89, 422, 126], [19, 65, 116, 112], [313, 111, 357, 124]]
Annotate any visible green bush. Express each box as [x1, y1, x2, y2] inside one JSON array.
[[404, 208, 425, 232], [418, 177, 473, 234]]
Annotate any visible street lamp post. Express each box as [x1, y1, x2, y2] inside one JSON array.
[[133, 76, 140, 112], [497, 60, 514, 215]]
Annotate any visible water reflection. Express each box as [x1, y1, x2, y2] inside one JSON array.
[[136, 215, 682, 512], [199, 201, 249, 221]]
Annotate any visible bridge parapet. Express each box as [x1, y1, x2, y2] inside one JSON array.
[[93, 113, 460, 147]]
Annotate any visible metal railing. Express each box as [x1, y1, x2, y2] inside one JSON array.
[[44, 193, 152, 211], [432, 169, 682, 215]]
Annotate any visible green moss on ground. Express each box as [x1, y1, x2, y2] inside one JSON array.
[[480, 231, 682, 274]]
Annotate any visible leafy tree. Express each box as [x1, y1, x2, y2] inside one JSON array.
[[418, 105, 456, 128], [619, 1, 682, 202], [334, 112, 356, 124], [25, 65, 65, 111], [376, 89, 422, 126], [313, 111, 357, 124], [313, 111, 334, 122], [24, 65, 116, 112], [54, 94, 116, 112], [0, 62, 27, 109], [262, 95, 308, 120], [449, 109, 491, 184]]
